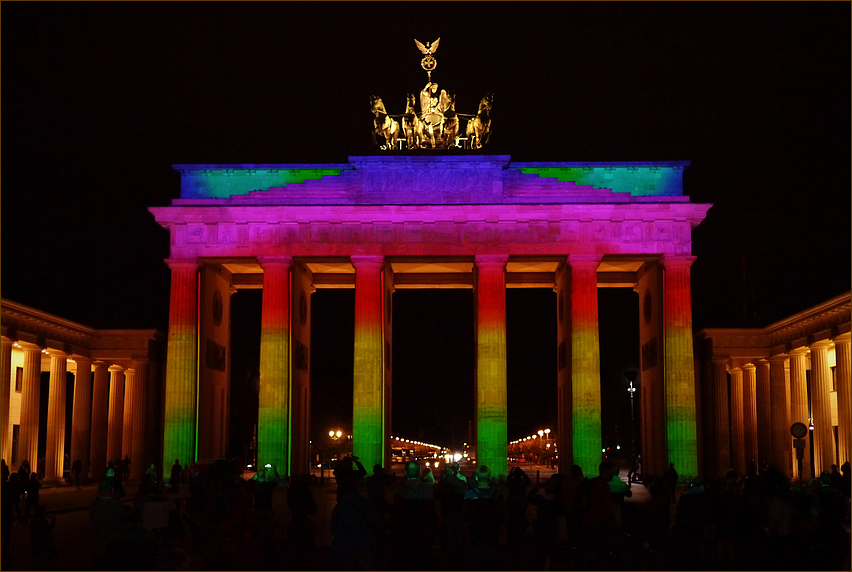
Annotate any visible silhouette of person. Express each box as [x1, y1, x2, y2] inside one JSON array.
[[89, 479, 128, 570], [392, 461, 436, 568], [169, 459, 182, 492], [121, 455, 131, 480], [463, 465, 506, 570], [330, 471, 379, 570], [664, 462, 679, 502], [72, 456, 83, 489], [366, 463, 392, 517], [435, 464, 467, 557], [23, 472, 41, 521]]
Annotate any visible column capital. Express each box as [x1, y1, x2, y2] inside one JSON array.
[[768, 353, 788, 363], [810, 339, 833, 351], [789, 346, 810, 357], [257, 255, 293, 269], [108, 364, 126, 373], [474, 254, 509, 266], [742, 363, 757, 372], [15, 341, 42, 352], [165, 258, 201, 271], [1, 336, 13, 345], [46, 349, 69, 359], [711, 356, 731, 366], [350, 255, 385, 268], [835, 332, 851, 344], [728, 366, 743, 375], [92, 360, 110, 369], [660, 255, 697, 269]]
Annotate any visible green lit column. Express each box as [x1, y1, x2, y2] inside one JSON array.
[[258, 256, 293, 476], [661, 255, 699, 480], [162, 258, 200, 474], [475, 255, 508, 480], [352, 256, 385, 472], [568, 254, 603, 476]]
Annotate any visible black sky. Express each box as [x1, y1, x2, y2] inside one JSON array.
[[2, 3, 849, 453]]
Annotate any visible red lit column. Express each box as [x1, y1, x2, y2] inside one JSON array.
[[835, 333, 851, 467], [89, 362, 110, 478], [742, 364, 758, 472], [568, 254, 603, 476], [661, 255, 699, 479], [755, 360, 771, 468], [768, 355, 792, 475], [810, 341, 835, 474], [106, 365, 125, 466], [729, 367, 746, 476], [44, 351, 69, 481], [711, 357, 731, 477], [0, 337, 12, 463], [352, 256, 386, 473], [70, 357, 93, 478], [162, 258, 201, 473], [258, 256, 292, 475], [475, 255, 509, 480], [789, 349, 811, 480]]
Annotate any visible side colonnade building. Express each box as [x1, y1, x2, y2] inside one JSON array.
[[1, 300, 164, 481], [149, 155, 712, 481], [695, 292, 851, 481]]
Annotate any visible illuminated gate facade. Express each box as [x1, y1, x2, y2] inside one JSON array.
[[150, 155, 710, 480]]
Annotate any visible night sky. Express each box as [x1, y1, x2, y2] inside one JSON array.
[[2, 3, 849, 455]]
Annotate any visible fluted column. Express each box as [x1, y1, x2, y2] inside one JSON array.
[[352, 256, 387, 474], [768, 355, 791, 475], [18, 345, 42, 471], [0, 337, 12, 464], [70, 357, 93, 480], [106, 365, 125, 466], [122, 364, 146, 479], [742, 364, 758, 472], [568, 254, 603, 476], [711, 358, 731, 477], [755, 360, 771, 468], [474, 255, 509, 480], [661, 255, 699, 478], [162, 258, 200, 474], [258, 256, 292, 475], [729, 367, 746, 476], [44, 352, 69, 481], [835, 333, 851, 467], [89, 362, 110, 479], [789, 349, 811, 480], [810, 340, 835, 474]]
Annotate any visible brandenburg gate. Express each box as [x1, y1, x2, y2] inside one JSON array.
[[150, 155, 710, 480]]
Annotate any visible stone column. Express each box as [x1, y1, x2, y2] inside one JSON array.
[[69, 357, 93, 479], [352, 256, 387, 474], [568, 254, 603, 476], [258, 256, 292, 475], [711, 357, 731, 477], [122, 364, 146, 479], [768, 355, 792, 475], [755, 360, 771, 468], [89, 362, 110, 479], [729, 367, 746, 476], [474, 255, 509, 480], [130, 360, 149, 478], [789, 349, 811, 480], [18, 345, 42, 471], [162, 258, 200, 473], [742, 364, 758, 472], [0, 337, 12, 464], [106, 365, 125, 467], [44, 352, 69, 481], [661, 255, 699, 479], [810, 340, 835, 474], [835, 333, 851, 467]]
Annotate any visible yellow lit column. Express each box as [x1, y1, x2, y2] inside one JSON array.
[[258, 256, 292, 475], [810, 340, 835, 474], [70, 357, 93, 476], [789, 349, 811, 480], [122, 363, 146, 479], [106, 365, 125, 466], [711, 357, 731, 477], [729, 367, 746, 476], [352, 256, 386, 473], [755, 360, 771, 468], [0, 337, 12, 463], [835, 333, 851, 467], [162, 258, 201, 474], [44, 351, 69, 481], [661, 255, 699, 479], [768, 354, 791, 475], [89, 362, 110, 478], [742, 364, 758, 471], [568, 254, 603, 476], [18, 345, 42, 471]]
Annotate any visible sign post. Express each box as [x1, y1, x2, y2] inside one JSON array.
[[790, 422, 808, 489]]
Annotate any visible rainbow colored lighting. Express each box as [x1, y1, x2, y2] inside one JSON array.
[[518, 163, 687, 196], [175, 165, 346, 199]]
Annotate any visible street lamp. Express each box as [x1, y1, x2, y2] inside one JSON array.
[[625, 370, 638, 455]]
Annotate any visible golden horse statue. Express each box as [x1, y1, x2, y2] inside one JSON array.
[[465, 92, 494, 149], [370, 95, 400, 150], [402, 93, 423, 150]]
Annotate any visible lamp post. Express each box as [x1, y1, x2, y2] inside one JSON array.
[[625, 370, 638, 455]]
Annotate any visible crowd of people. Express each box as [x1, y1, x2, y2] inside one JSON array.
[[1, 454, 850, 570]]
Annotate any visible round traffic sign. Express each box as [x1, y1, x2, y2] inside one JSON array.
[[790, 422, 808, 439]]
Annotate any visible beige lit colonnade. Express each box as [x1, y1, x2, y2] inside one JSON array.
[[0, 300, 164, 481], [695, 293, 851, 481], [150, 155, 711, 481]]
